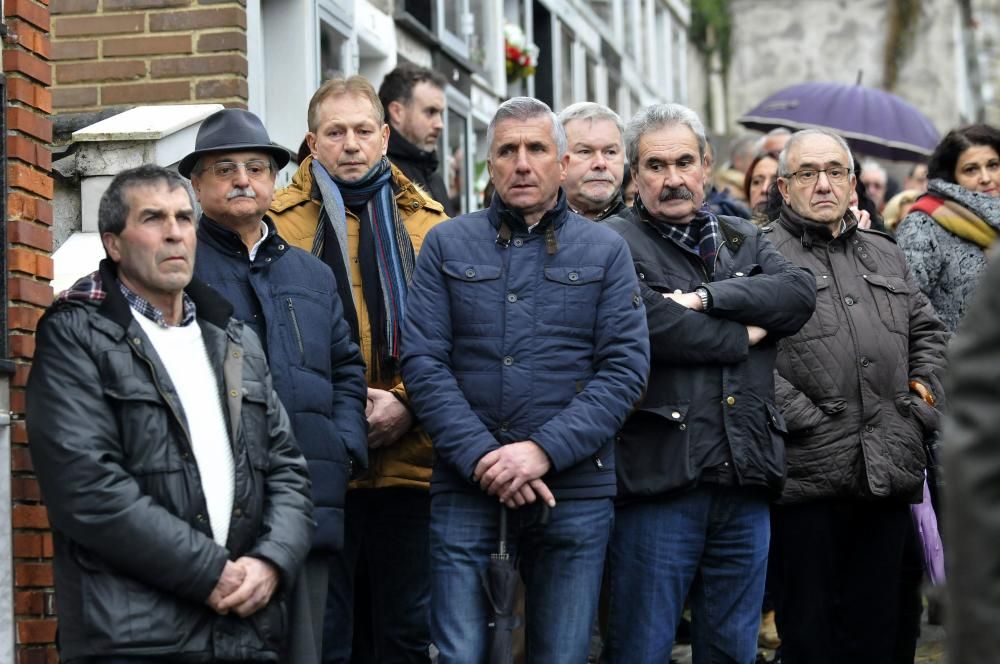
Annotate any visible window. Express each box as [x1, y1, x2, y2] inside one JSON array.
[[444, 92, 472, 214], [320, 21, 349, 81], [437, 0, 470, 58], [560, 24, 575, 108]]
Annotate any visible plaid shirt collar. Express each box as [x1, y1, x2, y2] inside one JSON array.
[[118, 281, 196, 328]]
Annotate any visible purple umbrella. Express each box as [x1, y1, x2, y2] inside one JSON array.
[[738, 81, 940, 161]]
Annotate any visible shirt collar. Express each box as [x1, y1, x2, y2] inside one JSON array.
[[118, 281, 196, 328], [248, 220, 269, 261]]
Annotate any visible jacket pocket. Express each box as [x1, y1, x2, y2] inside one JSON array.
[[240, 380, 271, 471], [285, 298, 306, 362], [862, 273, 911, 335], [616, 402, 693, 496], [103, 382, 184, 475], [541, 266, 605, 328], [442, 260, 504, 329], [791, 276, 838, 341]]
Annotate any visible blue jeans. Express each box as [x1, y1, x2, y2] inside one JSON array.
[[323, 488, 431, 664], [431, 492, 613, 664], [604, 485, 769, 664]]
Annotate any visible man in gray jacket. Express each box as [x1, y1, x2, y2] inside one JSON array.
[[766, 129, 948, 664], [26, 165, 313, 662]]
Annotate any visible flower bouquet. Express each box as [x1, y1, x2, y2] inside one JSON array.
[[504, 22, 539, 83]]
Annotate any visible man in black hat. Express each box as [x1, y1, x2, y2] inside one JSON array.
[[182, 108, 369, 663]]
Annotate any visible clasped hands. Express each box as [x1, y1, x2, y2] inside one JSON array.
[[473, 441, 557, 510], [205, 556, 279, 618], [662, 290, 768, 346]]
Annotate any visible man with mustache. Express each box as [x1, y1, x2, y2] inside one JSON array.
[[270, 76, 448, 663], [558, 101, 629, 220], [185, 108, 369, 663], [26, 165, 314, 661], [765, 129, 947, 663], [601, 103, 816, 663], [378, 63, 457, 215], [401, 97, 650, 663]]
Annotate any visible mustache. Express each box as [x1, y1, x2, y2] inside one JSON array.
[[227, 187, 257, 199], [659, 186, 694, 201]]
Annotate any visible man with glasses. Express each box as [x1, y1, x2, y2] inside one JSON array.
[[765, 128, 947, 663], [183, 108, 369, 664], [558, 101, 629, 220], [601, 103, 816, 663]]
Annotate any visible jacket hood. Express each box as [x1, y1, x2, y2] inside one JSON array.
[[387, 129, 439, 171], [927, 178, 1000, 228]]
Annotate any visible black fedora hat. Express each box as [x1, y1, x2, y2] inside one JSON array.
[[178, 108, 291, 178]]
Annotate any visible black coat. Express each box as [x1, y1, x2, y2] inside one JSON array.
[[387, 129, 457, 216], [603, 208, 816, 499], [26, 260, 313, 661]]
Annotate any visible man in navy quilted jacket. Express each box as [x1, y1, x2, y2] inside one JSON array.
[[401, 97, 650, 664]]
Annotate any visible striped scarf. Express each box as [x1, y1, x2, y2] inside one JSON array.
[[334, 157, 415, 379], [909, 194, 999, 249], [637, 198, 722, 277]]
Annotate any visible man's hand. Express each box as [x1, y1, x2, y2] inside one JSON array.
[[662, 290, 703, 311], [746, 325, 768, 346], [473, 441, 554, 506], [214, 556, 280, 618], [206, 559, 246, 613], [367, 388, 413, 449], [851, 206, 872, 230], [501, 478, 556, 510]]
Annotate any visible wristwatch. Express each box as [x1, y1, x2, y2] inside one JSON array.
[[695, 287, 711, 312]]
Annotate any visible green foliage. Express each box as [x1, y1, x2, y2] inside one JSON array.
[[689, 0, 733, 74]]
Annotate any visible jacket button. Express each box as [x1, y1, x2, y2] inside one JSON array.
[[230, 389, 239, 398], [500, 421, 510, 432], [233, 507, 243, 517], [507, 293, 518, 303], [735, 272, 744, 277], [568, 272, 579, 281], [861, 357, 870, 367], [196, 513, 206, 522], [513, 238, 524, 247], [679, 423, 687, 431], [726, 396, 736, 406], [232, 351, 241, 358], [465, 268, 476, 278], [830, 246, 838, 253], [503, 356, 514, 366], [411, 201, 420, 210], [844, 296, 855, 305], [278, 244, 285, 250], [865, 424, 875, 433], [671, 411, 681, 419], [133, 337, 142, 345]]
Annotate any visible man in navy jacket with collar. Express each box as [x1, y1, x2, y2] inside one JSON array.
[[183, 108, 368, 664], [401, 97, 650, 663]]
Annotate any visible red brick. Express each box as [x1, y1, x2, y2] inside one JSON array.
[[53, 85, 99, 109], [6, 79, 53, 115], [14, 590, 45, 614], [8, 134, 54, 169], [12, 420, 29, 444], [14, 363, 32, 388], [9, 250, 54, 280], [11, 389, 28, 413], [10, 276, 54, 308], [41, 534, 54, 559], [17, 619, 57, 644], [104, 0, 189, 9], [13, 534, 43, 558], [50, 38, 98, 60], [8, 193, 54, 225], [9, 219, 53, 251], [17, 648, 58, 664], [103, 34, 191, 57], [12, 505, 49, 529], [9, 307, 43, 333], [11, 445, 34, 471], [195, 77, 247, 100], [150, 7, 245, 31], [102, 80, 190, 104], [4, 0, 50, 31], [50, 0, 97, 13], [152, 53, 246, 78], [7, 107, 53, 142], [58, 59, 145, 83], [7, 19, 51, 58], [14, 563, 53, 588], [197, 30, 245, 52], [3, 51, 53, 85], [54, 13, 143, 36], [12, 477, 43, 501], [8, 163, 54, 199]]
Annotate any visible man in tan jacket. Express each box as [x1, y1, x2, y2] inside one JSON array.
[[270, 76, 447, 663]]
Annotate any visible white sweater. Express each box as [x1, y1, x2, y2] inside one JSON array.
[[133, 312, 235, 547]]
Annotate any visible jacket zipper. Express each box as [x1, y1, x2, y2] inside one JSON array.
[[286, 298, 306, 361]]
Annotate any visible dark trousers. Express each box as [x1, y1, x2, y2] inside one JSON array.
[[322, 487, 432, 664], [772, 498, 914, 664]]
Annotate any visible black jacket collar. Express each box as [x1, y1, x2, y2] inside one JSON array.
[[197, 214, 290, 264], [777, 204, 857, 246], [488, 188, 571, 234], [387, 129, 439, 172]]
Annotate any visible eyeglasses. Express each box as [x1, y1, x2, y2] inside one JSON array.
[[203, 160, 273, 180], [783, 166, 852, 186]]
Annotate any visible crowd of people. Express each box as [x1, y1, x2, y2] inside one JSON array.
[[22, 61, 1000, 664]]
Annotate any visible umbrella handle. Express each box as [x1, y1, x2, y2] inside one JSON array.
[[498, 505, 508, 558]]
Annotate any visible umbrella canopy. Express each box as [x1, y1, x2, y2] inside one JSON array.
[[737, 81, 940, 161], [481, 507, 522, 664]]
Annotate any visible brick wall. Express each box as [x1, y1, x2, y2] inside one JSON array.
[[50, 0, 248, 122], [5, 0, 56, 658]]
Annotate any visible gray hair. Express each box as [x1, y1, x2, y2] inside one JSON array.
[[625, 103, 707, 172], [777, 129, 855, 176], [861, 159, 887, 182], [487, 97, 568, 158], [557, 102, 625, 139], [99, 165, 194, 236], [753, 127, 793, 154]]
